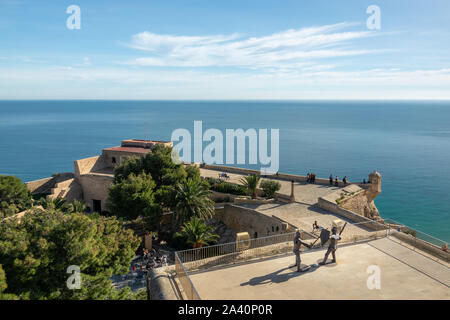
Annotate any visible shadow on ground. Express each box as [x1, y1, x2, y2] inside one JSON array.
[[240, 264, 319, 286]]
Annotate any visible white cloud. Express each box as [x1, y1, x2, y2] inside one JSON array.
[[124, 22, 378, 69]]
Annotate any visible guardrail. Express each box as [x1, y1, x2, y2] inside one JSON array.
[[383, 218, 448, 251], [176, 219, 392, 273], [174, 252, 201, 300]]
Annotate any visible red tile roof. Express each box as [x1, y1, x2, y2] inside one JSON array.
[[103, 146, 152, 154]]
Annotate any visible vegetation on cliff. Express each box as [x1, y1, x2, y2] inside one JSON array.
[[0, 175, 32, 219], [0, 208, 141, 300]]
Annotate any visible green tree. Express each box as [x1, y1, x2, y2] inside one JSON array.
[[0, 208, 140, 300], [0, 175, 32, 218], [239, 174, 261, 199], [107, 172, 162, 230], [178, 216, 219, 248], [38, 197, 67, 212], [0, 264, 17, 300], [66, 199, 89, 213], [260, 180, 281, 198], [172, 179, 214, 228]]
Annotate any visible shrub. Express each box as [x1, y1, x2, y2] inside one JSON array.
[[260, 180, 281, 198], [203, 177, 247, 196]]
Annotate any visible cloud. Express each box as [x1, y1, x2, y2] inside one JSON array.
[[124, 22, 378, 69]]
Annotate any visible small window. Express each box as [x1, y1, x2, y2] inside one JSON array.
[[276, 226, 279, 232], [112, 157, 116, 164], [254, 232, 258, 239]]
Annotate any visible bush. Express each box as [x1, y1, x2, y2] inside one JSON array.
[[203, 177, 247, 196], [260, 180, 281, 198]]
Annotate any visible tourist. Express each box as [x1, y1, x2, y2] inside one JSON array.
[[311, 173, 316, 184], [306, 173, 311, 183], [329, 174, 333, 185], [335, 177, 339, 186], [363, 178, 366, 184], [343, 176, 347, 185], [313, 220, 320, 231]]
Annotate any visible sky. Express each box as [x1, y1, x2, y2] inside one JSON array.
[[0, 0, 450, 100]]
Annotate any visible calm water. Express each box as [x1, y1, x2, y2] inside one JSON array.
[[0, 100, 449, 241]]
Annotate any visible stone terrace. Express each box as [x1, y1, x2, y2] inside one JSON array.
[[189, 237, 450, 300]]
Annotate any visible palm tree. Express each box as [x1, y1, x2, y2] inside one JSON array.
[[67, 199, 88, 213], [38, 197, 67, 211], [239, 174, 261, 199], [172, 179, 214, 227], [180, 216, 219, 248]]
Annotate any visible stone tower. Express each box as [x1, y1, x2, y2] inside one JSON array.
[[365, 170, 382, 219]]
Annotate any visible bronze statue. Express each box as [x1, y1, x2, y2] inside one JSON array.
[[292, 230, 311, 272], [319, 223, 346, 265]]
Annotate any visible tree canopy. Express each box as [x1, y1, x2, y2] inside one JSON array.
[[0, 175, 32, 219], [0, 208, 141, 300], [107, 172, 162, 230]]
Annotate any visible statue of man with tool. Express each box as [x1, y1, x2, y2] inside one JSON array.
[[319, 222, 347, 265], [292, 229, 312, 272]]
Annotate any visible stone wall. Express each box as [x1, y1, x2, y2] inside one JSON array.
[[202, 164, 350, 187], [26, 173, 74, 194], [78, 174, 114, 212], [74, 156, 107, 177], [318, 197, 386, 231], [215, 204, 294, 238]]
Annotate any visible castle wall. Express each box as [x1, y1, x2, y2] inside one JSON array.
[[74, 156, 107, 177], [202, 164, 350, 187], [78, 174, 114, 212], [215, 204, 294, 238]]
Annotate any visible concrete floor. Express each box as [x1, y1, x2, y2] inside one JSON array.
[[189, 238, 450, 300]]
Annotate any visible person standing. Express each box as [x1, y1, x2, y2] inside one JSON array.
[[329, 174, 333, 185], [334, 176, 339, 186], [343, 176, 347, 185], [292, 230, 312, 272]]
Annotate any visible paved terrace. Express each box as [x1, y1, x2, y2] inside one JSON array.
[[200, 168, 341, 205], [238, 202, 377, 239], [189, 237, 450, 300]]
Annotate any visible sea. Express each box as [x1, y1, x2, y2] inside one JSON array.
[[0, 100, 449, 242]]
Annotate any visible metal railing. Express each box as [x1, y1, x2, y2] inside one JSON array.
[[382, 218, 448, 250], [177, 232, 295, 272], [174, 252, 201, 300]]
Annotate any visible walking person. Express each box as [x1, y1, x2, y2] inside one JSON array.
[[291, 230, 312, 272]]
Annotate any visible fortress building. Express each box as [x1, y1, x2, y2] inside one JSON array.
[[26, 139, 172, 213]]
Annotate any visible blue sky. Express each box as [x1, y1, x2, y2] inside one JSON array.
[[1, 0, 449, 99]]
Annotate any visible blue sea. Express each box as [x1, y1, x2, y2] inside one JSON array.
[[0, 100, 449, 242]]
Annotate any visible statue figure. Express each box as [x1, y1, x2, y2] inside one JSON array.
[[319, 226, 342, 265], [292, 229, 311, 272]]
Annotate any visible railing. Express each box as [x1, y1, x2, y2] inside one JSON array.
[[382, 218, 448, 250], [176, 220, 392, 273], [174, 252, 201, 300], [178, 232, 295, 272]]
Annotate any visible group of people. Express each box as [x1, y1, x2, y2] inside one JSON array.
[[142, 248, 169, 270], [292, 227, 342, 272], [306, 172, 316, 183], [329, 174, 348, 186]]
